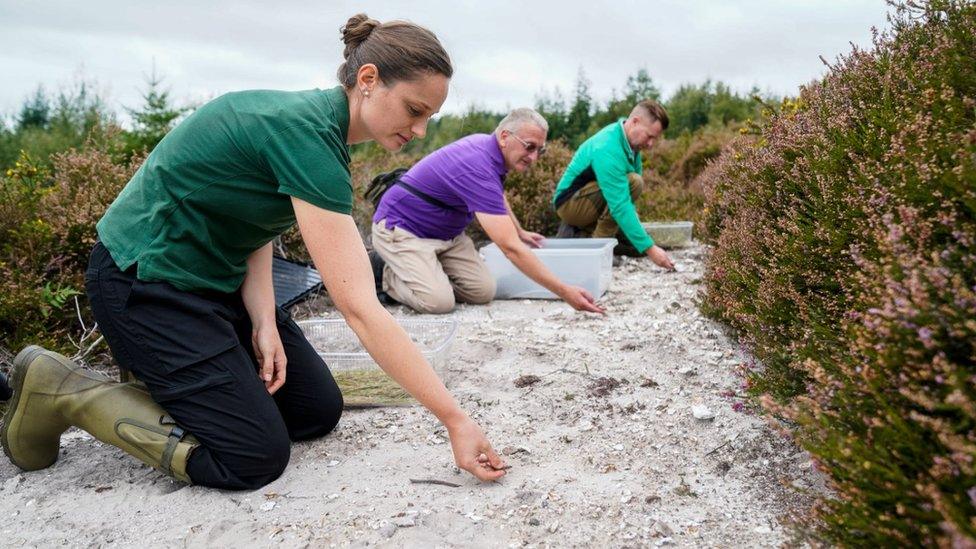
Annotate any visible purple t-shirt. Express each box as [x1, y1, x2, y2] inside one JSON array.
[[373, 133, 508, 240]]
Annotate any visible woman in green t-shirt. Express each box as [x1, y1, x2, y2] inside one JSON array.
[[2, 14, 508, 489]]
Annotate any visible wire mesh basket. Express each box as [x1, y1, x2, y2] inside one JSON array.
[[642, 221, 694, 248], [297, 317, 458, 373]]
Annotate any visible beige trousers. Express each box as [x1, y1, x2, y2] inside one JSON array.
[[371, 221, 496, 314], [555, 173, 644, 237]]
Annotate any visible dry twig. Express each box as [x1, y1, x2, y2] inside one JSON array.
[[409, 478, 461, 488]]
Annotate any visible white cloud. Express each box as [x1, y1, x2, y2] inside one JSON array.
[[0, 0, 890, 123]]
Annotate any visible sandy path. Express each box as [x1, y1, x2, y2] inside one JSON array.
[[0, 244, 824, 547]]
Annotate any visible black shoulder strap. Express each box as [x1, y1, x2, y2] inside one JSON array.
[[396, 179, 467, 214]]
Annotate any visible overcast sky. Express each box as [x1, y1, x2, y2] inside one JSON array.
[[1, 1, 891, 124]]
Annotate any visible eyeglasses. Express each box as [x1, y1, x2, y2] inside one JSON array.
[[509, 133, 547, 156]]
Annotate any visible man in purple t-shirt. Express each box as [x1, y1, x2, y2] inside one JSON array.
[[371, 108, 605, 314]]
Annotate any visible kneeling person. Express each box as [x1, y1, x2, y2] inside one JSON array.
[[552, 100, 674, 270], [372, 108, 604, 315]]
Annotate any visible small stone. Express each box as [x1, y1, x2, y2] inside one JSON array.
[[392, 517, 416, 528], [528, 517, 540, 526], [515, 490, 541, 503], [547, 521, 559, 534], [514, 375, 542, 388], [379, 523, 397, 538], [652, 520, 674, 537], [691, 405, 715, 420], [678, 366, 696, 376], [259, 501, 276, 511], [754, 525, 772, 534], [655, 537, 674, 546]]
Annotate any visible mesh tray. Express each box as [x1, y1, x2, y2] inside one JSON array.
[[642, 221, 694, 248], [297, 317, 458, 373]]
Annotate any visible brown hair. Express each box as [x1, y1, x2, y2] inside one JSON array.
[[633, 99, 670, 130], [337, 14, 453, 89]]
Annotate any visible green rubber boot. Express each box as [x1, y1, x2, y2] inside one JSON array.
[[1, 346, 198, 483]]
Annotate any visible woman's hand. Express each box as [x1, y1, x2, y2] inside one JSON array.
[[293, 199, 507, 482], [241, 242, 286, 393], [446, 415, 508, 481], [252, 323, 287, 394]]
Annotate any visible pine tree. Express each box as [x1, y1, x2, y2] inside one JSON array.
[[17, 86, 51, 131], [125, 68, 189, 154]]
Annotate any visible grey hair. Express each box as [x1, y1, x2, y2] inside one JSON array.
[[494, 108, 549, 135]]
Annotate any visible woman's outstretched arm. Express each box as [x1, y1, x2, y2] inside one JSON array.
[[292, 197, 507, 481]]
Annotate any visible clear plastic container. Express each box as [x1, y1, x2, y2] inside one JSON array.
[[642, 221, 694, 248], [480, 238, 617, 300], [297, 317, 458, 372]]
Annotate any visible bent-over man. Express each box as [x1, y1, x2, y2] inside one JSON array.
[[371, 108, 605, 314], [553, 100, 675, 270]]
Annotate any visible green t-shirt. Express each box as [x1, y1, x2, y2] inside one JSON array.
[[97, 86, 352, 293], [552, 120, 654, 253]]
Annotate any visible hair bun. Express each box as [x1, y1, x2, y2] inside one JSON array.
[[341, 13, 380, 58]]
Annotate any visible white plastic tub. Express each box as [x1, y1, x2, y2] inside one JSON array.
[[297, 317, 458, 372], [642, 221, 694, 248], [481, 238, 617, 300]]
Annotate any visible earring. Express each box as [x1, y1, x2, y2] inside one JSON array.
[[362, 88, 370, 97]]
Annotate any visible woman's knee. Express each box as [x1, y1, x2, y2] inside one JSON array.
[[241, 424, 291, 486], [292, 391, 344, 441]]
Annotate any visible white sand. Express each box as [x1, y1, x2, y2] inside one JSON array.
[[0, 244, 825, 547]]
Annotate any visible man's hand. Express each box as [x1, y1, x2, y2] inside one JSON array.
[[446, 415, 508, 481], [559, 285, 606, 314], [252, 323, 287, 394], [646, 245, 675, 271], [518, 230, 546, 249]]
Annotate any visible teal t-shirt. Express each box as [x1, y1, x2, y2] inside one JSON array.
[[552, 120, 654, 253], [97, 86, 352, 293]]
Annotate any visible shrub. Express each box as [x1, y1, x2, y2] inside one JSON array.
[[699, 1, 976, 544], [0, 130, 138, 354], [638, 126, 739, 236]]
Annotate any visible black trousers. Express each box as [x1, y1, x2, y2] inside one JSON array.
[[85, 242, 343, 490]]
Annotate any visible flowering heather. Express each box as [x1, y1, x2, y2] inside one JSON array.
[[0, 129, 141, 353], [699, 1, 976, 544]]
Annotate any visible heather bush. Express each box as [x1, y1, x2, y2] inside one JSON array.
[[0, 130, 139, 354], [699, 1, 976, 543], [638, 126, 739, 236]]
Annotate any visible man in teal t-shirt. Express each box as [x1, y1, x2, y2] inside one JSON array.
[[552, 100, 674, 270]]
